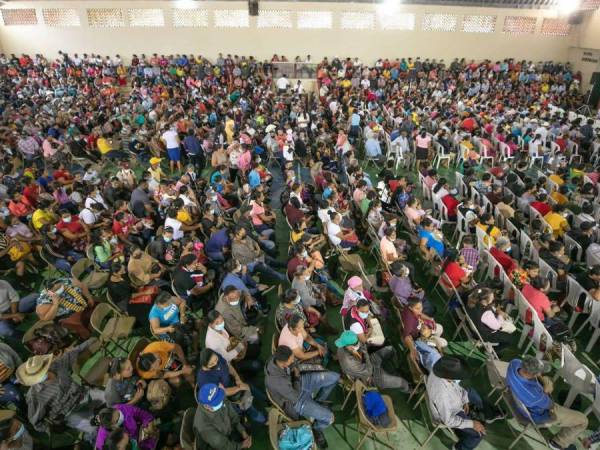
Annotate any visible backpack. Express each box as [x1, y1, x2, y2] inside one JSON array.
[[362, 391, 390, 427], [278, 424, 314, 450]]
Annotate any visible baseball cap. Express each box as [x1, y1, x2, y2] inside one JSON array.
[[198, 383, 225, 408]]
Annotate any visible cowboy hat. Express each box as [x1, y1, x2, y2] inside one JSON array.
[[432, 356, 471, 380], [16, 354, 53, 386]]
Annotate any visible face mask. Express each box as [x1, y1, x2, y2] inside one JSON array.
[[403, 268, 410, 277], [163, 236, 172, 243], [453, 379, 462, 386], [115, 411, 125, 427], [54, 286, 65, 296], [256, 157, 261, 163], [358, 311, 369, 319], [9, 424, 25, 442], [230, 300, 240, 306], [235, 265, 242, 273], [212, 401, 224, 411], [301, 251, 308, 258], [62, 216, 72, 223], [293, 296, 301, 305], [214, 322, 225, 331], [109, 237, 118, 245]]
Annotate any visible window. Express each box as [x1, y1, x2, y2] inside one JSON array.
[[462, 15, 496, 33], [340, 12, 374, 30], [214, 9, 249, 28], [128, 9, 164, 27], [173, 8, 209, 27], [1, 9, 37, 26], [541, 18, 570, 36], [257, 10, 292, 28], [42, 9, 80, 27], [87, 9, 125, 28], [503, 16, 536, 34], [422, 14, 458, 32], [297, 11, 332, 29], [378, 12, 415, 31]]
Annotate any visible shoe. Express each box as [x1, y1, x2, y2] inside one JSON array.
[[548, 440, 562, 450], [312, 429, 328, 449], [484, 407, 506, 424]]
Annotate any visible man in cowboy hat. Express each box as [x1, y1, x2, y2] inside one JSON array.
[[193, 383, 252, 450], [426, 356, 503, 450], [506, 356, 588, 450], [17, 338, 103, 442]]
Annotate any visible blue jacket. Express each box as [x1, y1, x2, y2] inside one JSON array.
[[506, 359, 552, 423]]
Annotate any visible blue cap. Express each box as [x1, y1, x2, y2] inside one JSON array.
[[198, 383, 225, 407]]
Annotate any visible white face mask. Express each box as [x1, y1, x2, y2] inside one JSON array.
[[305, 275, 311, 281], [9, 423, 25, 442], [293, 296, 301, 305], [230, 300, 240, 306], [301, 251, 308, 258], [53, 286, 65, 296], [351, 344, 361, 352], [62, 216, 72, 223], [214, 322, 225, 331], [403, 268, 410, 277], [358, 311, 370, 319], [163, 236, 172, 243]]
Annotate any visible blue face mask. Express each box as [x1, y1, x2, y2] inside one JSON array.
[[214, 322, 225, 331], [163, 236, 172, 243], [358, 311, 369, 319]]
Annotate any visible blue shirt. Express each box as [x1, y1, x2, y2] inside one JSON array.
[[248, 170, 261, 189], [221, 272, 250, 293], [351, 113, 360, 127], [183, 135, 201, 155], [415, 340, 441, 373], [205, 228, 230, 254], [417, 228, 445, 258], [505, 359, 552, 423], [196, 354, 232, 399], [148, 303, 180, 327]]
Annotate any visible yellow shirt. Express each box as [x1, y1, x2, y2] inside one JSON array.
[[32, 209, 55, 230], [148, 167, 163, 182], [544, 212, 569, 238], [96, 138, 113, 155], [477, 222, 501, 247], [549, 174, 564, 187], [550, 191, 568, 206], [176, 209, 192, 225]]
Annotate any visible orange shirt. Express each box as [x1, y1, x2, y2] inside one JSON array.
[[136, 341, 175, 379]]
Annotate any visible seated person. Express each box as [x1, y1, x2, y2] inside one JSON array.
[[326, 211, 359, 250], [149, 291, 198, 358], [427, 356, 503, 450], [465, 288, 515, 353], [215, 286, 261, 345], [506, 356, 588, 450], [401, 298, 447, 363], [567, 221, 594, 255], [265, 345, 339, 448], [335, 330, 409, 392], [441, 249, 473, 292], [105, 357, 146, 407], [93, 404, 157, 450], [490, 237, 518, 276], [136, 340, 193, 387], [388, 261, 435, 316], [172, 253, 214, 315], [194, 383, 253, 450], [343, 299, 385, 348], [476, 213, 502, 247], [432, 177, 459, 219], [278, 314, 326, 364], [544, 204, 570, 239], [418, 218, 445, 259], [196, 349, 265, 424]]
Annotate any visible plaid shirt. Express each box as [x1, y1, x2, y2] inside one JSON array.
[[460, 247, 479, 269]]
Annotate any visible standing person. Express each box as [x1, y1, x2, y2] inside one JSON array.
[[506, 356, 588, 450], [183, 128, 204, 172], [161, 124, 182, 174], [415, 129, 432, 172]]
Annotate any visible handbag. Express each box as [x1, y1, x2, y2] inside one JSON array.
[[130, 285, 160, 305]]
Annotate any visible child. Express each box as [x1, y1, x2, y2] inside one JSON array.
[[459, 235, 479, 271], [414, 325, 442, 372]]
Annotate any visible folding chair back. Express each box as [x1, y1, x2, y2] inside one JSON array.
[[519, 231, 538, 263], [564, 233, 583, 263], [180, 407, 196, 450]]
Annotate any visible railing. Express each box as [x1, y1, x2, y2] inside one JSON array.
[[272, 62, 318, 79]]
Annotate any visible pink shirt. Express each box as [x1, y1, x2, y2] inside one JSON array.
[[278, 324, 303, 350], [416, 135, 431, 149], [250, 201, 265, 226], [522, 283, 551, 323], [380, 236, 398, 260]]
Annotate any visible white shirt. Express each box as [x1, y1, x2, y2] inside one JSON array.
[[161, 129, 179, 149], [164, 217, 184, 240], [85, 193, 107, 209], [276, 77, 290, 90], [79, 208, 97, 225], [205, 326, 240, 362], [327, 221, 342, 245]]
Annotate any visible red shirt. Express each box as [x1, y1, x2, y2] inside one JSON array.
[[522, 283, 551, 323], [442, 262, 466, 288], [56, 216, 84, 235], [8, 199, 32, 217], [490, 247, 517, 275], [530, 201, 551, 217], [461, 118, 477, 132], [53, 170, 72, 183], [22, 184, 40, 207]]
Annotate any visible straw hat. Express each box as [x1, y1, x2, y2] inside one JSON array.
[[16, 354, 53, 386]]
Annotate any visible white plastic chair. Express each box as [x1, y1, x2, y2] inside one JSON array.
[[514, 291, 535, 349], [575, 299, 600, 353], [433, 141, 452, 169], [475, 226, 491, 251], [523, 312, 553, 359], [519, 231, 538, 263], [564, 233, 583, 263], [565, 276, 591, 330], [498, 141, 514, 163], [538, 258, 558, 290], [555, 345, 595, 409]]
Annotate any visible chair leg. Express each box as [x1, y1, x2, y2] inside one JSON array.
[[576, 317, 592, 337], [508, 426, 528, 450], [585, 329, 600, 353], [356, 428, 370, 450], [419, 425, 440, 449]]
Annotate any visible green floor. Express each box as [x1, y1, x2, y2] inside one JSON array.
[[9, 158, 600, 449]]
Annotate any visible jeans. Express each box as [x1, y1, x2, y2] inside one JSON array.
[[254, 224, 275, 240], [0, 293, 39, 338], [371, 347, 410, 392], [293, 371, 340, 430], [453, 389, 490, 450], [247, 259, 285, 282]]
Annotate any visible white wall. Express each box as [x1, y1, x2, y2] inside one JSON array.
[[0, 1, 579, 64], [569, 10, 600, 90]]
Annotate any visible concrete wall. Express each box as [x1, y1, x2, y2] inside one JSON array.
[[569, 10, 600, 91], [0, 1, 578, 63]]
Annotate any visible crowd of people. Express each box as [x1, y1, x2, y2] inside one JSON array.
[[0, 50, 598, 450]]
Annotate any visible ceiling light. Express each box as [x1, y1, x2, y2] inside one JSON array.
[[377, 0, 401, 16], [556, 0, 581, 15]]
